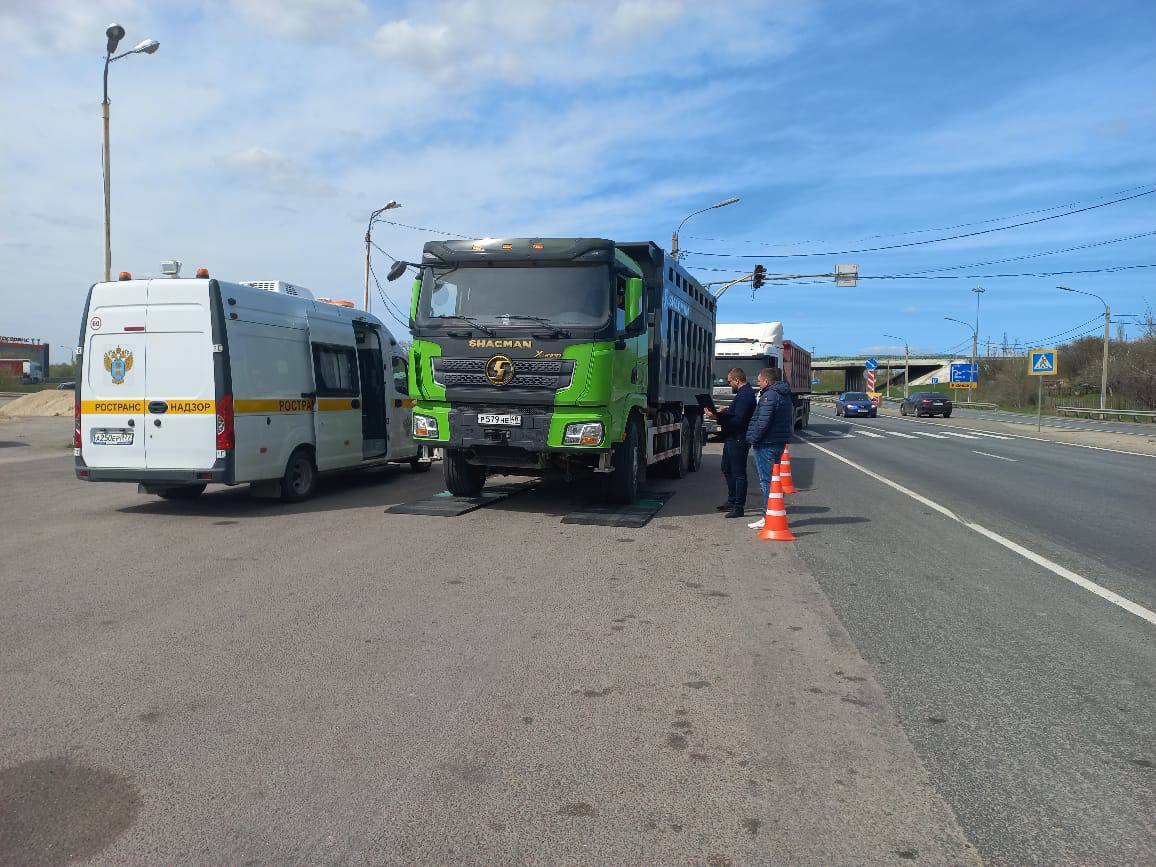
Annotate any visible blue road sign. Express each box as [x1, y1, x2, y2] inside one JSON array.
[[930, 376, 939, 384], [811, 377, 820, 385], [1028, 348, 1057, 376], [865, 357, 878, 371], [949, 362, 978, 383]]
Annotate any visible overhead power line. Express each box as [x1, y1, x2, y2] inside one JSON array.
[[681, 187, 1156, 259], [684, 183, 1156, 248], [693, 263, 1156, 282]]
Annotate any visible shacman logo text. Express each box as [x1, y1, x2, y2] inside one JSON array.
[[468, 339, 532, 349]]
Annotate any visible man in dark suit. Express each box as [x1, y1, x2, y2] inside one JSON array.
[[705, 367, 756, 518]]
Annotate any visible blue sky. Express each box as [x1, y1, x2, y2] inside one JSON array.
[[1, 0, 1153, 362]]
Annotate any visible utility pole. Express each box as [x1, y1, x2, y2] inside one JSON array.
[[364, 201, 400, 311]]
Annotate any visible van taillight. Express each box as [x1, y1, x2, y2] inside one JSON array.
[[216, 394, 234, 450], [74, 397, 81, 448]]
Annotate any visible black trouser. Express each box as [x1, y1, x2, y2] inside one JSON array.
[[721, 438, 750, 508]]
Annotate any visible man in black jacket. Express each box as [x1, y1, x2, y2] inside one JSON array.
[[705, 367, 755, 518], [746, 367, 794, 530]]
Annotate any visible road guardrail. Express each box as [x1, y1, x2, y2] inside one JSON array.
[[1056, 406, 1156, 422]]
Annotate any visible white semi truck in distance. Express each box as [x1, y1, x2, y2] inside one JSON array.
[[704, 322, 812, 436]]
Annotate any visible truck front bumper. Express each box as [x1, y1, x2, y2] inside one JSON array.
[[412, 403, 614, 455]]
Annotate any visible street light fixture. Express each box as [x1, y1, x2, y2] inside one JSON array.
[[671, 197, 739, 259], [102, 23, 160, 283], [884, 333, 909, 398], [944, 316, 978, 403], [1058, 285, 1110, 410], [364, 201, 401, 311]]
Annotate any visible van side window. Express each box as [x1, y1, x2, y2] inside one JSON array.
[[312, 344, 359, 396], [391, 355, 409, 395]]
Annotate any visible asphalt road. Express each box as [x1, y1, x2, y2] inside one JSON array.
[[2, 414, 1153, 864], [884, 401, 1156, 437], [794, 406, 1156, 864], [1, 417, 974, 865]]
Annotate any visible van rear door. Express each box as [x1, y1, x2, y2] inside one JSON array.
[[82, 282, 148, 469], [143, 280, 217, 470]]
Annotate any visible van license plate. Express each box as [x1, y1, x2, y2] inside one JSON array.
[[478, 414, 521, 426], [91, 428, 134, 445]]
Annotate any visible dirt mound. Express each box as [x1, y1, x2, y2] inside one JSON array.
[[0, 390, 73, 418]]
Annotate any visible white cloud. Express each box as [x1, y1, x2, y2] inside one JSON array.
[[0, 0, 140, 57], [231, 0, 367, 40]]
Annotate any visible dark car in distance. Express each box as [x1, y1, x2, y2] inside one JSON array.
[[836, 391, 876, 418], [900, 391, 953, 417]]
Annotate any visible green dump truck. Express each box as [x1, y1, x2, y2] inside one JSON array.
[[397, 237, 716, 503]]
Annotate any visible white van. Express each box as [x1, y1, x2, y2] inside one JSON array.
[[75, 270, 429, 500]]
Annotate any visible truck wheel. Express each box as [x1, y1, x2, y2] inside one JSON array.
[[444, 448, 485, 497], [281, 448, 317, 502], [155, 484, 206, 500], [604, 419, 640, 504], [687, 414, 704, 472]]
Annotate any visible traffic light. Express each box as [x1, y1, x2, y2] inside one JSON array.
[[752, 264, 766, 289]]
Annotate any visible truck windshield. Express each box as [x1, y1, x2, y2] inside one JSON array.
[[416, 264, 611, 328], [711, 357, 770, 387]]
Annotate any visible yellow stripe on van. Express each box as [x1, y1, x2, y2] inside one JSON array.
[[82, 399, 146, 414], [81, 399, 215, 415], [317, 398, 359, 411], [165, 399, 216, 414], [234, 398, 314, 414]]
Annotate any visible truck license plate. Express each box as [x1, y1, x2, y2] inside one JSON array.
[[91, 428, 134, 445], [478, 414, 521, 426]]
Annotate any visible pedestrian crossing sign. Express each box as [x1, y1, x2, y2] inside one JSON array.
[[1028, 348, 1057, 376]]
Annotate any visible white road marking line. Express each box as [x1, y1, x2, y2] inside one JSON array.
[[943, 432, 982, 440], [972, 450, 1017, 462], [912, 431, 950, 439], [967, 431, 1015, 440], [885, 431, 918, 439], [797, 434, 1156, 627], [858, 431, 885, 438]]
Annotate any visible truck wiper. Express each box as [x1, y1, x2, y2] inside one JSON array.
[[430, 315, 495, 336], [499, 315, 570, 337]]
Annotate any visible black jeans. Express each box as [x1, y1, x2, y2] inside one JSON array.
[[721, 438, 751, 508]]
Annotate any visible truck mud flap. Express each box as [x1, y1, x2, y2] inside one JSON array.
[[385, 481, 537, 517], [561, 490, 674, 528]]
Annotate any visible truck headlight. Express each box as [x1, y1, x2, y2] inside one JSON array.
[[563, 421, 603, 446], [413, 414, 439, 438]]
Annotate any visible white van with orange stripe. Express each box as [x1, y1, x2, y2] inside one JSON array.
[[75, 267, 427, 501]]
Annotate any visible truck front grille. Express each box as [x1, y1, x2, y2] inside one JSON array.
[[432, 357, 575, 391]]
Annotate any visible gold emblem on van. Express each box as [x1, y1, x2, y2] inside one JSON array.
[[485, 354, 514, 386], [103, 346, 134, 385]]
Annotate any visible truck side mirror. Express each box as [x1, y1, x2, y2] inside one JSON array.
[[625, 277, 642, 325], [409, 278, 421, 321], [386, 260, 409, 282]]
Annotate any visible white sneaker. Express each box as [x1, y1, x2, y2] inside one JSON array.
[[748, 518, 765, 530]]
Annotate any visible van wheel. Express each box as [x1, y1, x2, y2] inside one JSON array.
[[409, 456, 432, 473], [444, 448, 485, 497], [156, 484, 206, 500], [604, 419, 640, 504], [687, 414, 704, 472], [281, 448, 317, 502]]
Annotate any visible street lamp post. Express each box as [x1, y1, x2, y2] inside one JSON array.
[[671, 197, 739, 259], [884, 333, 909, 398], [363, 201, 401, 311], [944, 316, 977, 403], [1058, 285, 1110, 410], [102, 25, 159, 283]]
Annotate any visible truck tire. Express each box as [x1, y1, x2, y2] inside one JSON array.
[[444, 448, 485, 497], [281, 448, 317, 502], [604, 419, 640, 504], [155, 484, 206, 500], [687, 414, 704, 472]]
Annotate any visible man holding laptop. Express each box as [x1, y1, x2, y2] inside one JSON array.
[[703, 367, 756, 518]]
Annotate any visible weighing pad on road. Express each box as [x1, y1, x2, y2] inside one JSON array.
[[561, 490, 675, 528], [386, 482, 537, 517]]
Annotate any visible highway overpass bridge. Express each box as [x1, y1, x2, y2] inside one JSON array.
[[813, 355, 960, 392]]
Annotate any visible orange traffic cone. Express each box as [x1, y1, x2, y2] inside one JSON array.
[[757, 463, 796, 542], [779, 445, 799, 494]]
